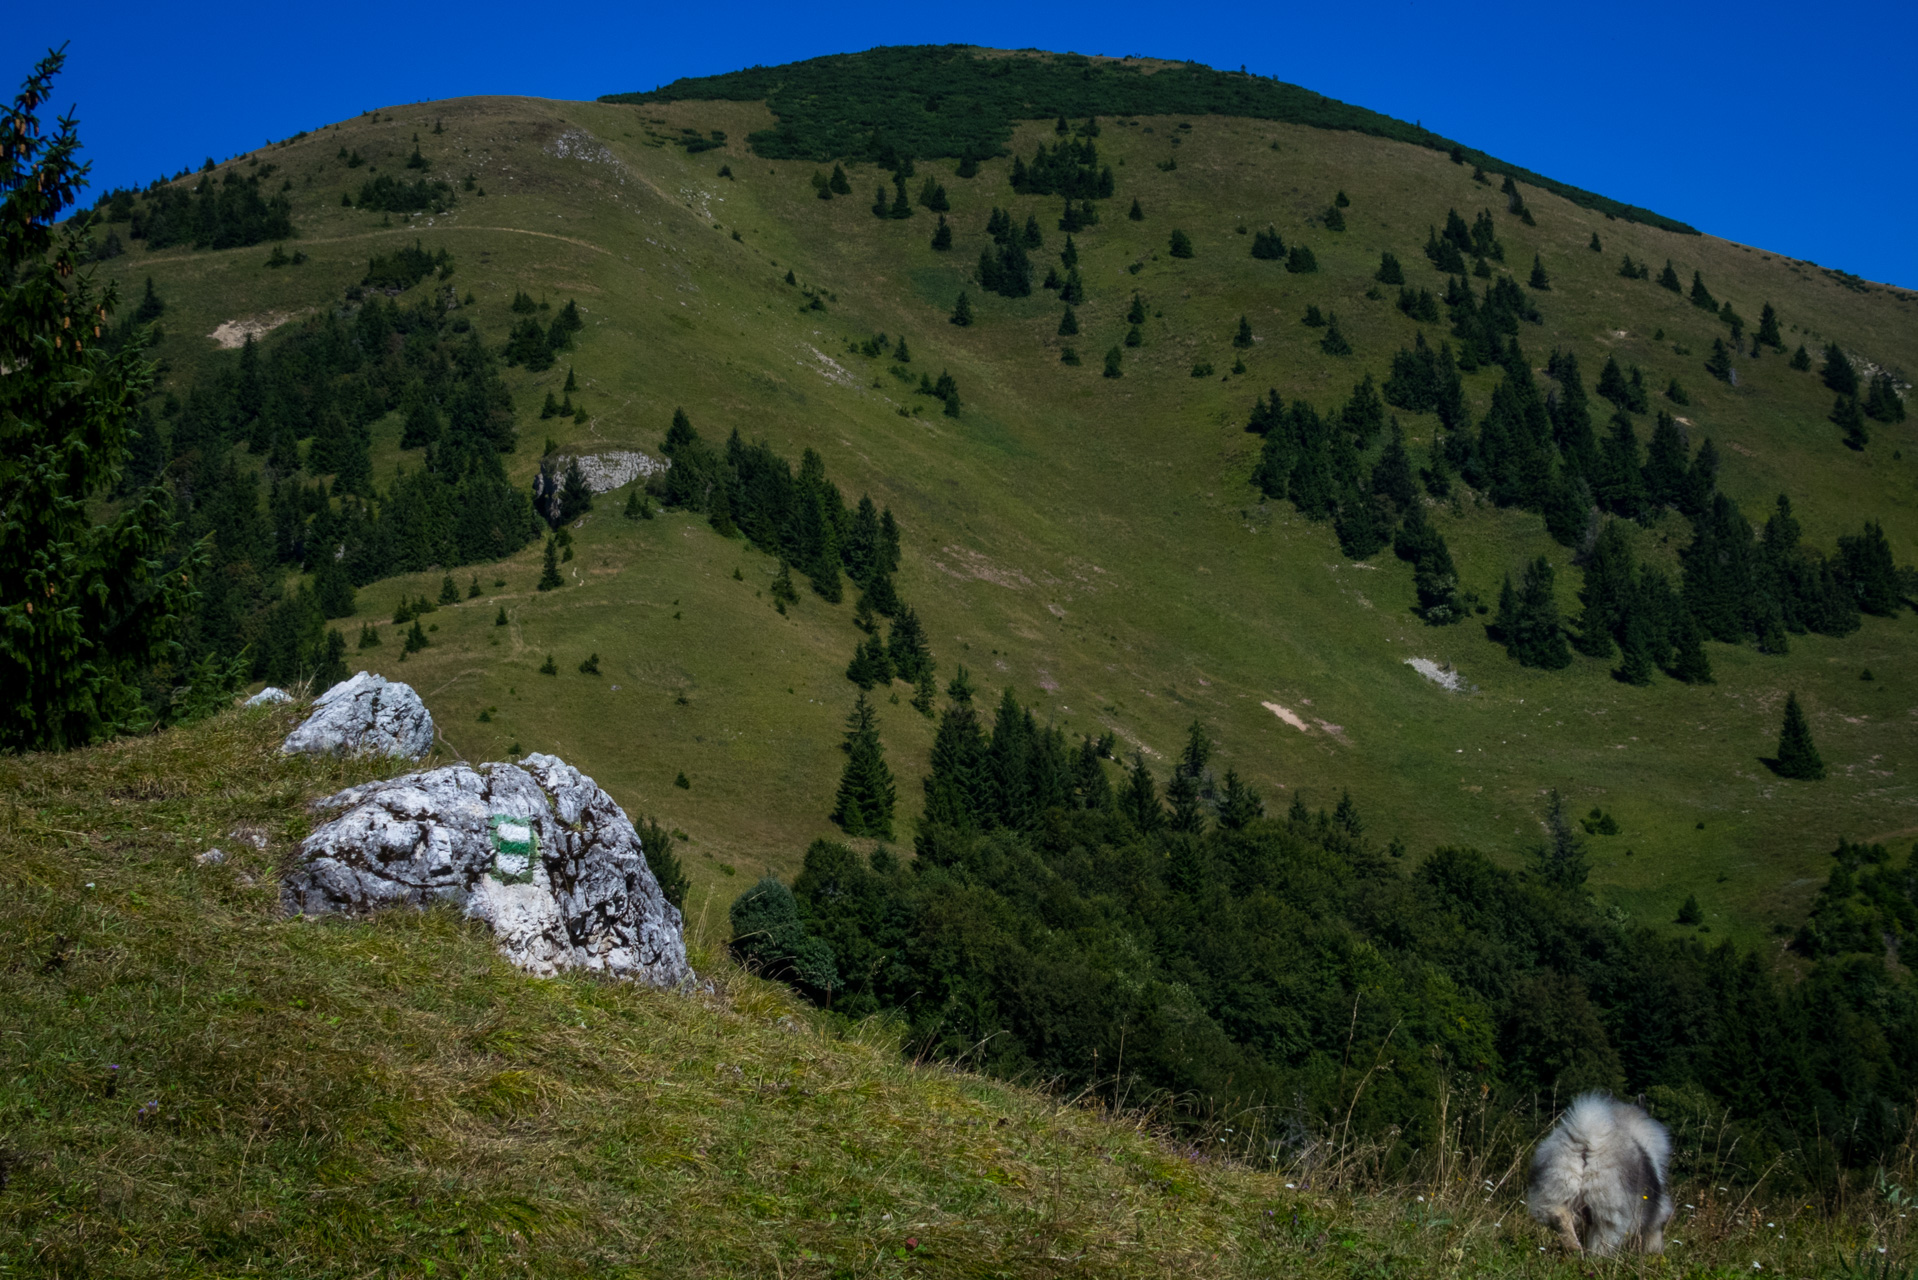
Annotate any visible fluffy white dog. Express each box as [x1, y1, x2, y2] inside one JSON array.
[[1527, 1093, 1675, 1255]]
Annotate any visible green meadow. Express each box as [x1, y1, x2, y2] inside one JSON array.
[[104, 77, 1917, 954]]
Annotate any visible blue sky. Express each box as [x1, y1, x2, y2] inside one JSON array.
[[16, 0, 1916, 288]]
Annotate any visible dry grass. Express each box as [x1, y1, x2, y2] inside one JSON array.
[[4, 709, 1913, 1277]]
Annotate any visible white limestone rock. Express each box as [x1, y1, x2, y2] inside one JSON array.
[[282, 754, 691, 987], [246, 686, 293, 706], [281, 671, 434, 760]]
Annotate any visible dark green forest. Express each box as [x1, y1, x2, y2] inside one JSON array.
[[735, 689, 1918, 1192], [605, 45, 1697, 233]]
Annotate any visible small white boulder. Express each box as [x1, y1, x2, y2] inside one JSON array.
[[281, 671, 434, 760], [245, 686, 293, 706]]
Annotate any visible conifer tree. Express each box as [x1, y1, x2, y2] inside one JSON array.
[[1676, 893, 1704, 926], [1669, 613, 1714, 684], [831, 693, 896, 838], [1756, 302, 1783, 349], [921, 667, 988, 833], [1122, 755, 1162, 832], [1832, 396, 1868, 450], [828, 163, 851, 194], [1124, 325, 1142, 349], [1589, 231, 1602, 252], [1216, 769, 1263, 830], [1704, 338, 1735, 383], [359, 622, 381, 648], [1528, 254, 1551, 290], [1375, 251, 1404, 285], [494, 606, 508, 627], [1821, 343, 1859, 397], [438, 574, 459, 606], [133, 275, 165, 322], [1689, 271, 1716, 311], [930, 214, 952, 250], [1657, 260, 1682, 293], [1165, 771, 1205, 834], [1319, 313, 1352, 356], [1057, 306, 1079, 336], [911, 667, 937, 717], [1774, 691, 1825, 779], [1103, 346, 1123, 378], [1498, 557, 1571, 668], [1168, 229, 1194, 259], [1789, 343, 1812, 371], [1233, 315, 1254, 349], [537, 536, 563, 590], [1864, 373, 1907, 424], [770, 559, 799, 607], [1323, 204, 1345, 232], [1333, 789, 1363, 837], [1128, 198, 1144, 221], [1532, 790, 1589, 891], [949, 291, 972, 327], [1616, 623, 1653, 685], [1370, 420, 1418, 510], [885, 606, 933, 682], [1, 60, 202, 748]]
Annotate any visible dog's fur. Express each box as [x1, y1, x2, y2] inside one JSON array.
[[1526, 1093, 1674, 1255]]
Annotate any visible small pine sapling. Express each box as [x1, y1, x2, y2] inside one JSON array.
[[1773, 691, 1825, 779], [1319, 313, 1352, 356]]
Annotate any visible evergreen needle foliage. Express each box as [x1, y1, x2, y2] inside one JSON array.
[[1773, 692, 1825, 779], [1, 53, 201, 749]]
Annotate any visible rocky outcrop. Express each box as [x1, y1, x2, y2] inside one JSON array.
[[282, 754, 691, 987], [245, 686, 292, 706], [563, 451, 669, 494], [281, 671, 434, 760]]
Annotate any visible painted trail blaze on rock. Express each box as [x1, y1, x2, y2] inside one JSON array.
[[488, 815, 538, 884], [283, 753, 692, 987]]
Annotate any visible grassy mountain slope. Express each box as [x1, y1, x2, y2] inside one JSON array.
[[4, 709, 1908, 1275], [95, 73, 1917, 954]]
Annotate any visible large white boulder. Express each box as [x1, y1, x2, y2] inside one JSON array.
[[282, 753, 691, 987], [281, 671, 434, 759]]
